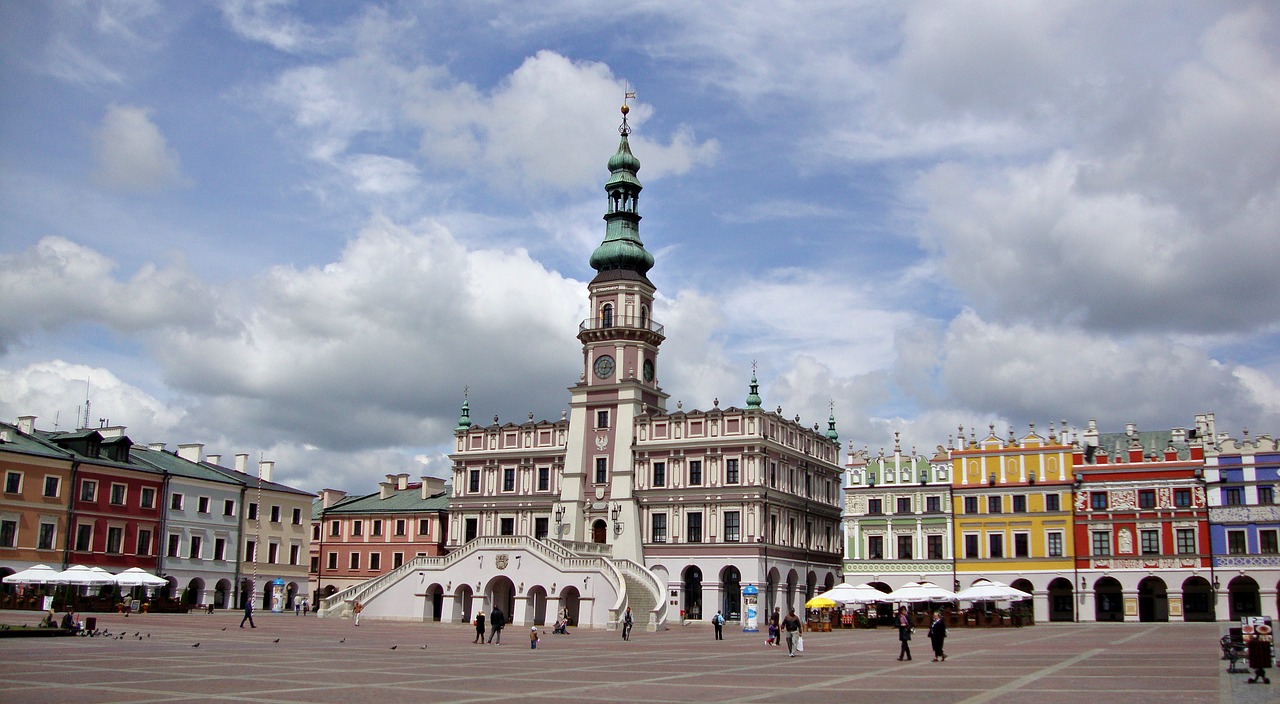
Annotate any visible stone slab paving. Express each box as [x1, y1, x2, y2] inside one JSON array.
[[0, 610, 1272, 704]]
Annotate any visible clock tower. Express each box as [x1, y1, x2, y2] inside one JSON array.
[[560, 100, 667, 562]]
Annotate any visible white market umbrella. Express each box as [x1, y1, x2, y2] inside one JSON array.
[[816, 583, 890, 605], [2, 564, 60, 585], [886, 580, 958, 603], [51, 565, 117, 586], [955, 578, 1032, 602], [113, 568, 168, 588]]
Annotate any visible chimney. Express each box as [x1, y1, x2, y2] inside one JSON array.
[[235, 453, 249, 473], [420, 476, 446, 498], [98, 425, 126, 439], [379, 480, 394, 500], [258, 460, 274, 483], [397, 473, 409, 491], [206, 454, 221, 466], [17, 416, 36, 434], [177, 443, 203, 462], [1125, 422, 1137, 437], [0, 428, 12, 443], [320, 488, 347, 508], [148, 442, 166, 452]]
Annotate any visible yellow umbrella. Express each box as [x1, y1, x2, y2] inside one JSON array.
[[805, 596, 838, 609]]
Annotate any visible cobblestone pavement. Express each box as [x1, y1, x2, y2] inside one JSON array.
[[0, 610, 1272, 703]]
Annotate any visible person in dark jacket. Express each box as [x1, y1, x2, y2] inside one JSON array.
[[928, 611, 947, 661], [473, 611, 486, 644], [896, 607, 912, 661], [488, 606, 505, 644], [240, 600, 255, 628]]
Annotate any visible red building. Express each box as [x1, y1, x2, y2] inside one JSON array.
[[1072, 421, 1211, 622]]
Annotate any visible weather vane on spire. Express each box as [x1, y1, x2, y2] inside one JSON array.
[[620, 82, 635, 135]]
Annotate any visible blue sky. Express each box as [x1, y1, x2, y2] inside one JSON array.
[[2, 1, 1278, 492]]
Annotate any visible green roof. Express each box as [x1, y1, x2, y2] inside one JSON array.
[[319, 485, 451, 515]]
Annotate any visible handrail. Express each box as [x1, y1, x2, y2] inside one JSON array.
[[578, 316, 665, 336], [612, 558, 667, 628]]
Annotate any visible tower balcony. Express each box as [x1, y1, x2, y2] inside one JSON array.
[[578, 315, 665, 344]]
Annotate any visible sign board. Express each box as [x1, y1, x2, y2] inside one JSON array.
[[742, 585, 759, 632]]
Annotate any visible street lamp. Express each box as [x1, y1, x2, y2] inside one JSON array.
[[554, 504, 566, 539], [611, 502, 623, 535]]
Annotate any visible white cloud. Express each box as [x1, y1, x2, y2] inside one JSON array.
[[0, 360, 185, 437], [92, 105, 189, 193], [219, 0, 322, 53], [343, 154, 421, 194]]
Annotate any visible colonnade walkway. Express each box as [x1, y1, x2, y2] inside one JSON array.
[[0, 609, 1270, 703]]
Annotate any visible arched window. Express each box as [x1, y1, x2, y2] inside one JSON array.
[[601, 304, 614, 328], [640, 306, 648, 329]]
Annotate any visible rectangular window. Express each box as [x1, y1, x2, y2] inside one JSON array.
[[197, 496, 210, 513], [1174, 489, 1192, 508], [688, 460, 702, 486], [170, 492, 183, 511], [214, 537, 226, 560], [352, 520, 363, 537], [1141, 529, 1160, 555], [109, 484, 126, 505], [868, 535, 884, 559], [1090, 492, 1108, 510], [927, 534, 943, 559], [3, 471, 21, 494], [896, 497, 911, 514], [964, 496, 978, 514], [140, 487, 155, 509], [0, 520, 16, 548], [724, 511, 740, 542], [395, 519, 406, 537], [651, 513, 667, 543], [224, 499, 235, 516], [1045, 493, 1060, 511], [1260, 530, 1279, 554], [369, 552, 381, 570], [1012, 495, 1027, 513], [329, 521, 340, 537], [290, 544, 300, 565], [989, 533, 1004, 558], [327, 552, 337, 570], [596, 410, 609, 428], [1138, 490, 1156, 509], [292, 508, 303, 525], [267, 543, 278, 564], [653, 462, 666, 487], [868, 498, 882, 515], [1260, 487, 1275, 505], [372, 519, 383, 537], [964, 534, 979, 559], [106, 526, 123, 554], [189, 535, 202, 559], [135, 528, 151, 556], [897, 535, 913, 560], [534, 517, 549, 540], [1014, 533, 1029, 558], [468, 469, 480, 493], [80, 479, 97, 502], [503, 467, 515, 492], [926, 496, 941, 513], [1224, 487, 1244, 506], [75, 524, 92, 551], [418, 519, 430, 536], [725, 459, 740, 484], [537, 467, 550, 491], [464, 518, 478, 542], [393, 552, 404, 569], [349, 553, 360, 570], [686, 512, 703, 543], [247, 503, 258, 520], [270, 505, 281, 523], [1227, 530, 1247, 555], [1047, 532, 1063, 557], [167, 534, 181, 558], [312, 525, 320, 540], [988, 496, 1002, 513], [500, 517, 515, 536], [1172, 532, 1192, 555], [1092, 531, 1111, 556], [595, 458, 608, 484], [43, 476, 60, 497], [37, 522, 56, 550], [245, 540, 256, 561]]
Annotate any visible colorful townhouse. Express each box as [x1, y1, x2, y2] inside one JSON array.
[[0, 417, 76, 591], [1072, 420, 1212, 622], [950, 424, 1076, 622]]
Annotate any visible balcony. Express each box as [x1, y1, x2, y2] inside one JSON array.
[[579, 315, 665, 339]]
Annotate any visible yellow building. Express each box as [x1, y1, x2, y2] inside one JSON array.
[[951, 424, 1078, 622]]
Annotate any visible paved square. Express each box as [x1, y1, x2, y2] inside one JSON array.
[[0, 611, 1271, 703]]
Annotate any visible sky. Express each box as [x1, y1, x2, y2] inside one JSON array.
[[2, 1, 1278, 493]]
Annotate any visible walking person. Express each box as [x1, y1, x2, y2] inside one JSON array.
[[769, 607, 781, 647], [622, 606, 633, 641], [352, 600, 363, 626], [294, 599, 301, 616], [530, 626, 540, 649], [928, 611, 947, 661], [240, 599, 256, 629], [713, 610, 724, 640], [302, 598, 310, 616], [782, 608, 803, 657], [488, 605, 505, 644], [473, 611, 486, 643], [895, 606, 912, 661]]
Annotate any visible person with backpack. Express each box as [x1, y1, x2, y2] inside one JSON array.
[[712, 610, 725, 640]]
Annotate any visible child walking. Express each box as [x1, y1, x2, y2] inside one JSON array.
[[530, 627, 540, 649]]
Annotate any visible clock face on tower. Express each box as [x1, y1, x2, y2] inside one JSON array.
[[593, 355, 615, 379], [643, 359, 654, 381]]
